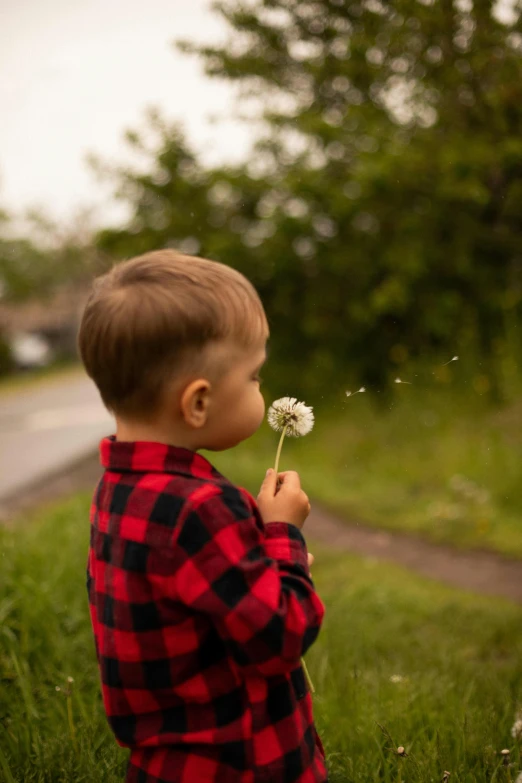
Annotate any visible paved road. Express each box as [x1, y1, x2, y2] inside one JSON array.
[[0, 369, 113, 502]]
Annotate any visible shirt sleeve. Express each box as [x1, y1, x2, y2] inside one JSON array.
[[170, 483, 325, 678]]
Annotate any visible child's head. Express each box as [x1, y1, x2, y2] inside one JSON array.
[[78, 249, 269, 450]]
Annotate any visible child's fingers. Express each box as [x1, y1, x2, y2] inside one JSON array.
[[259, 468, 277, 497], [276, 470, 301, 489]]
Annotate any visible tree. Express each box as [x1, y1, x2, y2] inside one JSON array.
[[0, 208, 105, 303], [96, 0, 522, 399], [178, 0, 522, 394]]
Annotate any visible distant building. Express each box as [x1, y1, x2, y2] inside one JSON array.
[[0, 285, 89, 367]]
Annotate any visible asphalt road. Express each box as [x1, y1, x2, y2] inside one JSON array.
[[0, 369, 113, 503]]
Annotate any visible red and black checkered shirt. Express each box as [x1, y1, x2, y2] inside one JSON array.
[[87, 437, 327, 783]]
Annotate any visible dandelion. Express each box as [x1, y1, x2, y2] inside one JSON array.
[[395, 378, 412, 385], [345, 386, 366, 397], [267, 397, 314, 474], [394, 746, 408, 783], [441, 773, 451, 783], [501, 749, 510, 768], [442, 355, 459, 366], [511, 717, 522, 740], [390, 674, 404, 683], [267, 397, 316, 694]]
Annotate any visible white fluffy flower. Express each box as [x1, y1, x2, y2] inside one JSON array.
[[515, 772, 522, 783], [267, 397, 314, 437], [512, 718, 522, 740]]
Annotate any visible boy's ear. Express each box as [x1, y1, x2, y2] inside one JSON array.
[[180, 378, 211, 428]]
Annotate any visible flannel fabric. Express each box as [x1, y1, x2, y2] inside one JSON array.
[[88, 437, 327, 782]]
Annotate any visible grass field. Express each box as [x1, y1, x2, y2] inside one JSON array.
[[1, 494, 521, 782], [206, 380, 522, 559]]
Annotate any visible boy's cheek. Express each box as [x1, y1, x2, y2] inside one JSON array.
[[256, 396, 266, 429]]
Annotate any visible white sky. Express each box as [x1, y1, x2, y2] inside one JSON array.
[[0, 0, 253, 228]]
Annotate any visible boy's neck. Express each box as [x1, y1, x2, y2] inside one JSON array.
[[115, 418, 199, 452]]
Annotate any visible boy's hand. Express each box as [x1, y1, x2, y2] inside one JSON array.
[[257, 469, 311, 529]]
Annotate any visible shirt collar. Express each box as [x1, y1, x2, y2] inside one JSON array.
[[99, 436, 224, 481]]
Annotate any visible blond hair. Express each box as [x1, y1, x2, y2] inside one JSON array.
[[78, 249, 269, 418]]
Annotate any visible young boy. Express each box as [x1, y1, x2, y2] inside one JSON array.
[[78, 249, 327, 783]]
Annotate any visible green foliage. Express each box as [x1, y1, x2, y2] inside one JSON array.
[[0, 494, 521, 781], [0, 236, 52, 301], [96, 0, 522, 399], [0, 210, 106, 303]]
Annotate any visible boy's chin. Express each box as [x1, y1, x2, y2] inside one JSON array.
[[204, 430, 258, 452], [204, 438, 245, 452]]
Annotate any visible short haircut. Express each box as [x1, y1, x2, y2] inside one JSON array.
[[78, 249, 269, 418]]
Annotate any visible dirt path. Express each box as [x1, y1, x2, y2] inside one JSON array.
[[2, 451, 522, 605], [306, 506, 522, 604]]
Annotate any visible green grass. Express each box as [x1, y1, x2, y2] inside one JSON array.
[[206, 381, 522, 558], [1, 495, 521, 781]]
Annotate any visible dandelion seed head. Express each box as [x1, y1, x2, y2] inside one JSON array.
[[267, 397, 314, 437], [397, 746, 406, 756], [55, 686, 61, 691], [67, 676, 74, 683], [390, 674, 404, 683], [345, 387, 366, 397]]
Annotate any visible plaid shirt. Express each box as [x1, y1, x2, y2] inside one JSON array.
[[88, 437, 327, 783]]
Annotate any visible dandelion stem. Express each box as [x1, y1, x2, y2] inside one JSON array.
[[272, 422, 315, 694], [301, 658, 315, 694], [274, 425, 288, 475]]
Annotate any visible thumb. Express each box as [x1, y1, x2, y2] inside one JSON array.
[[259, 468, 277, 496]]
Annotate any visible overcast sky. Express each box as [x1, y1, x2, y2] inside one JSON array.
[[0, 0, 252, 227]]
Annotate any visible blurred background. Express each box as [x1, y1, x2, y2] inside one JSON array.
[[1, 0, 522, 541]]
